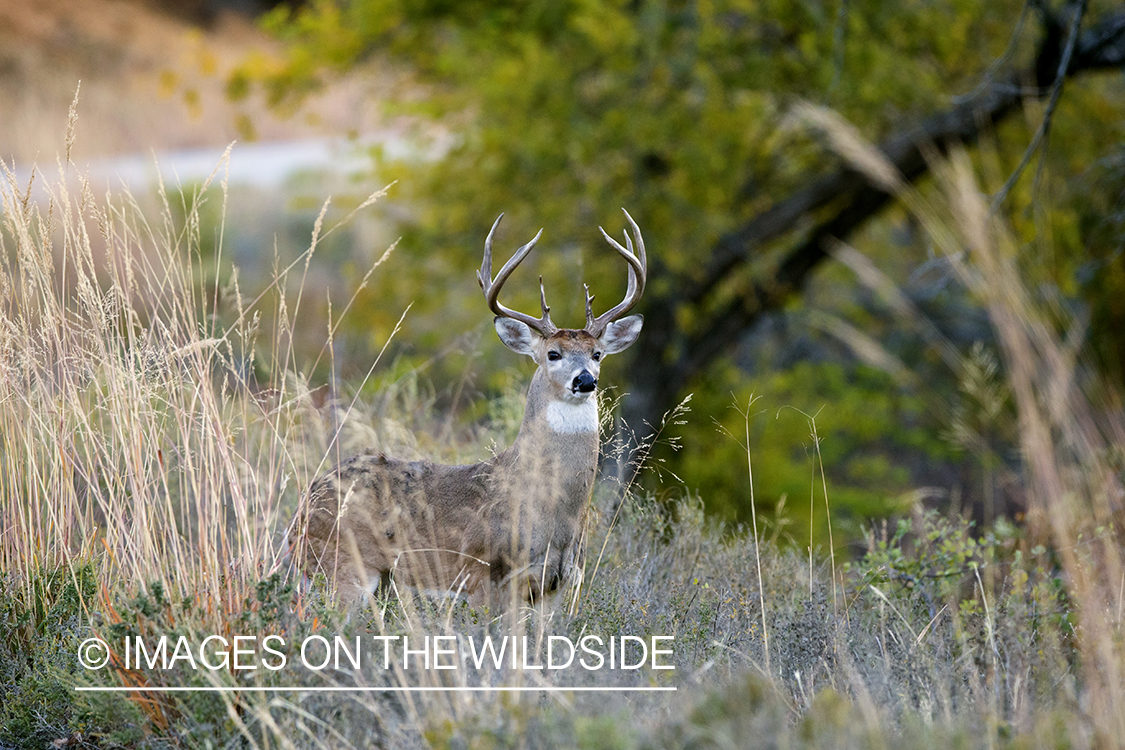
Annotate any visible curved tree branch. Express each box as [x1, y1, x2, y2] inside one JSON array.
[[623, 4, 1125, 439]]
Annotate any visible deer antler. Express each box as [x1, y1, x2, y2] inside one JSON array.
[[584, 208, 647, 337], [478, 214, 558, 336]]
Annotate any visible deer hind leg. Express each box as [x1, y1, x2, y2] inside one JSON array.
[[323, 557, 393, 604]]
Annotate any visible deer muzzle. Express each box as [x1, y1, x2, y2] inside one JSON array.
[[573, 371, 597, 393]]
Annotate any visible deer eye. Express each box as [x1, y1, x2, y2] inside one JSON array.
[[592, 351, 602, 362], [547, 351, 561, 361]]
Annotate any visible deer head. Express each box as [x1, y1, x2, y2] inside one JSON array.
[[477, 209, 647, 410]]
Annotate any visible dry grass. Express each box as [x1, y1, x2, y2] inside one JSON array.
[[0, 109, 1123, 749], [0, 99, 397, 628]]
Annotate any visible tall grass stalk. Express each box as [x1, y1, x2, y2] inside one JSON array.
[[736, 396, 771, 676]]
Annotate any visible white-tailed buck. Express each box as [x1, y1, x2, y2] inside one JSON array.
[[294, 210, 647, 603]]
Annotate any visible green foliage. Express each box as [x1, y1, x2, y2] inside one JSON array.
[[245, 0, 1037, 298], [0, 562, 146, 750], [847, 509, 1079, 686], [679, 359, 951, 544], [238, 0, 1058, 301]]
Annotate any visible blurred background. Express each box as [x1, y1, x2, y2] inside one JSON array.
[[5, 0, 1125, 552]]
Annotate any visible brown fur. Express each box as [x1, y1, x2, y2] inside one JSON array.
[[294, 341, 600, 604]]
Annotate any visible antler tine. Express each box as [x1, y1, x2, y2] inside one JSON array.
[[478, 213, 504, 290], [586, 208, 647, 336], [583, 283, 596, 329], [538, 276, 553, 322], [478, 214, 556, 335]]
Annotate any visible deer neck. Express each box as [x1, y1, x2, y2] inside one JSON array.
[[510, 368, 599, 466]]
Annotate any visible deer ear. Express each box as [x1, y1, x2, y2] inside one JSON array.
[[494, 317, 539, 356], [600, 314, 643, 355]]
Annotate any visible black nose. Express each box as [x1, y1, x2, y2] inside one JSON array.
[[573, 371, 597, 393]]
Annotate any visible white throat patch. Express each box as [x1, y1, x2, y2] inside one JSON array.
[[545, 399, 599, 434]]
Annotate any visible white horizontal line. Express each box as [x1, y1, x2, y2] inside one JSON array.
[[74, 686, 676, 693]]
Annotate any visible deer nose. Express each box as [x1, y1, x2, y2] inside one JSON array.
[[573, 371, 597, 393]]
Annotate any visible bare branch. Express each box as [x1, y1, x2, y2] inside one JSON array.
[[992, 0, 1089, 210]]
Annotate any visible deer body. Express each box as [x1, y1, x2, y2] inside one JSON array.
[[296, 212, 647, 603]]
